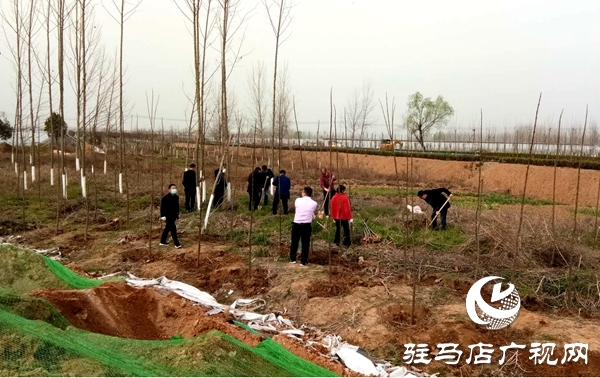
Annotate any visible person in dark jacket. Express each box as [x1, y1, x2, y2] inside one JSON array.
[[213, 165, 227, 208], [247, 167, 264, 211], [160, 184, 181, 248], [272, 170, 291, 215], [417, 188, 453, 230], [182, 164, 197, 212], [261, 165, 275, 206], [331, 185, 353, 247]]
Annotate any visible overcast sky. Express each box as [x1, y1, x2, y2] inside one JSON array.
[[1, 0, 599, 136]]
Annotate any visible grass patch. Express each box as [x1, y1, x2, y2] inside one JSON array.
[[351, 186, 406, 197], [423, 226, 467, 251], [578, 207, 600, 217], [453, 192, 556, 209]]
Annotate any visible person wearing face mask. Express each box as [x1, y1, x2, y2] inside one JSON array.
[[160, 184, 181, 248], [213, 164, 228, 208]]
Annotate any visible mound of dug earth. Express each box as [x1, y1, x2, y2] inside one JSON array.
[[33, 281, 261, 345]]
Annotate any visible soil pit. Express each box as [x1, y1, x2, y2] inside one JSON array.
[[381, 303, 430, 327], [33, 281, 262, 346], [306, 266, 375, 298]]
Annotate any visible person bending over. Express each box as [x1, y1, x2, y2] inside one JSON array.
[[417, 188, 453, 230]]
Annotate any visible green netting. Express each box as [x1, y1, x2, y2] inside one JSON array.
[[0, 245, 71, 293], [42, 257, 103, 290], [0, 289, 71, 330], [233, 322, 338, 377], [0, 246, 340, 377]]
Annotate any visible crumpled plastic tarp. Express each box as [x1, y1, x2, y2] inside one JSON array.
[[125, 274, 425, 377]]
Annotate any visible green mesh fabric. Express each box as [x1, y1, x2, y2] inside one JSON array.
[[233, 321, 338, 377], [42, 257, 102, 290], [0, 246, 339, 377]]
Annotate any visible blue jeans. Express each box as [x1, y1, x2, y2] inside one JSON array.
[[263, 190, 269, 206], [431, 207, 448, 230]]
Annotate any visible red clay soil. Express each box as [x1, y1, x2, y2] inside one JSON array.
[[32, 282, 262, 346]]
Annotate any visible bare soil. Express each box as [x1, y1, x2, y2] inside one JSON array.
[[33, 282, 263, 346]]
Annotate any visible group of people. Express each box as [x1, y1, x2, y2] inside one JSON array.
[[159, 163, 453, 269], [182, 164, 229, 212], [247, 165, 293, 215]]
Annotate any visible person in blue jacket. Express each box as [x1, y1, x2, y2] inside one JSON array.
[[272, 170, 291, 215]]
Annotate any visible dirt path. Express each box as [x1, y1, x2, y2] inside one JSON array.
[[238, 148, 600, 207]]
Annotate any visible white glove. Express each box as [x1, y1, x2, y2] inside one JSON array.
[[160, 216, 166, 221], [349, 219, 353, 223]]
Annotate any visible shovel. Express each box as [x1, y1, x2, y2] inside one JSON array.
[[427, 194, 453, 229]]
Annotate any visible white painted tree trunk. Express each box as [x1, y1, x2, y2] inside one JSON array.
[[119, 173, 123, 194], [76, 157, 80, 171], [196, 186, 201, 210], [62, 174, 67, 199], [31, 166, 36, 182], [204, 194, 214, 230], [81, 176, 87, 198], [50, 168, 54, 186], [24, 172, 28, 190]]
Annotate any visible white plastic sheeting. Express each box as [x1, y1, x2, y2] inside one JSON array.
[[125, 274, 424, 377], [407, 205, 423, 214]]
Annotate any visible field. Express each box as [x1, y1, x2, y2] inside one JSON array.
[[1, 144, 600, 377]]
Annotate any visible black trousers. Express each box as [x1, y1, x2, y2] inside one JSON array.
[[263, 189, 270, 206], [161, 219, 180, 246], [431, 207, 448, 230], [214, 188, 224, 208], [272, 194, 289, 215], [249, 192, 261, 211], [185, 187, 196, 211], [323, 190, 331, 216], [334, 220, 351, 247], [290, 222, 312, 265]]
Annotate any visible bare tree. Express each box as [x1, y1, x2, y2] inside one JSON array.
[[379, 93, 399, 192], [105, 0, 143, 228], [263, 0, 293, 167], [246, 62, 269, 159]]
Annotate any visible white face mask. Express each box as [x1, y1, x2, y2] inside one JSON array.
[[222, 169, 226, 173]]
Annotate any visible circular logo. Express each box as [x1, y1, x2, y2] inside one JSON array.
[[465, 276, 521, 330]]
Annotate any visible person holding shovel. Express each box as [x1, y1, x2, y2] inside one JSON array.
[[261, 165, 275, 206], [213, 165, 227, 208], [319, 168, 336, 218], [417, 188, 453, 230]]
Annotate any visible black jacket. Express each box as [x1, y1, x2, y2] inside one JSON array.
[[247, 170, 264, 194], [262, 169, 274, 189], [214, 168, 227, 191], [182, 169, 196, 190], [422, 188, 452, 210], [160, 193, 180, 220]]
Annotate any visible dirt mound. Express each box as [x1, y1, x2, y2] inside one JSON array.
[[32, 281, 262, 345], [0, 142, 11, 152]]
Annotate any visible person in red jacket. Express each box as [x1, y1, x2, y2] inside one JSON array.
[[331, 184, 352, 248]]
